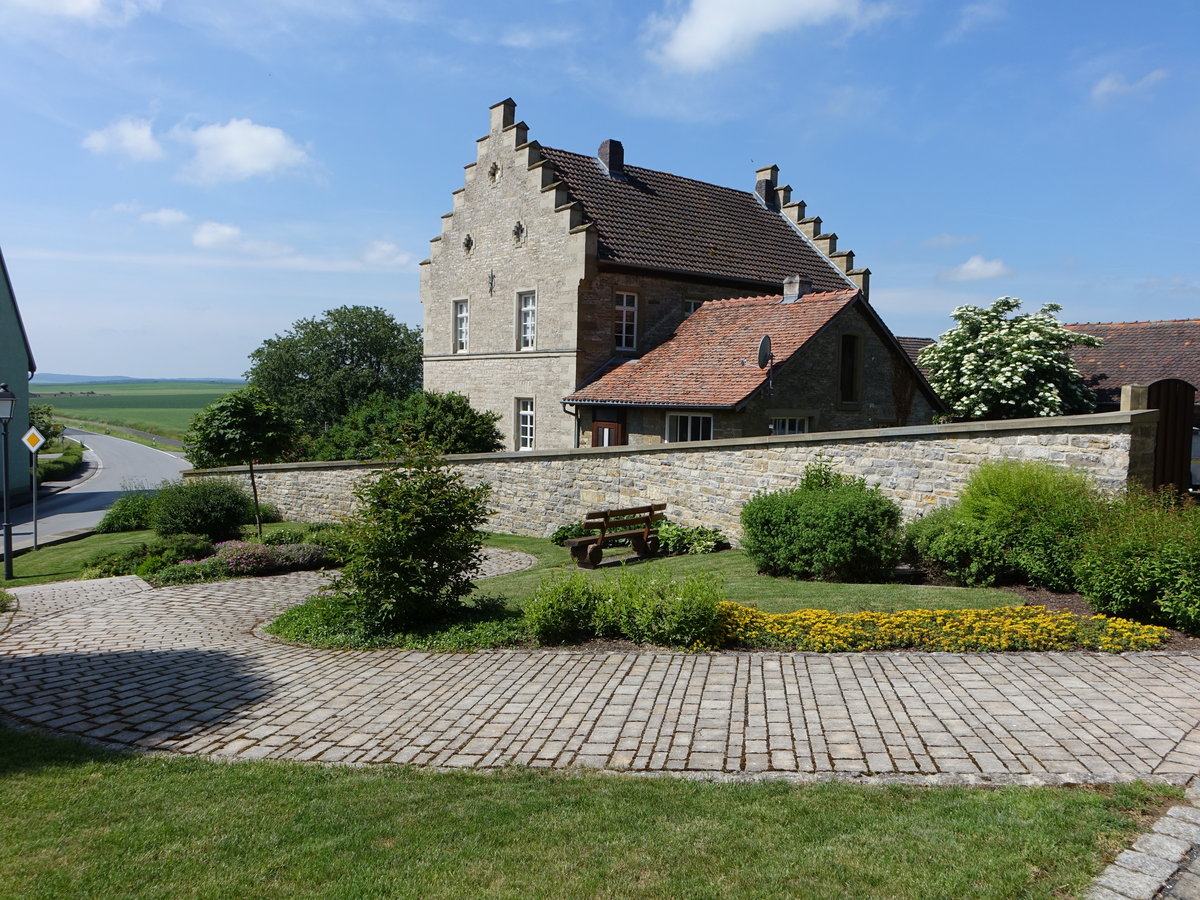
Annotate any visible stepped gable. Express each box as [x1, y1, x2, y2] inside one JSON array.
[[538, 146, 853, 291], [566, 290, 861, 409], [1066, 319, 1200, 405]]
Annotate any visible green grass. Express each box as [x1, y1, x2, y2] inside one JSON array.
[[0, 724, 1178, 900], [35, 381, 242, 440], [476, 533, 1013, 614]]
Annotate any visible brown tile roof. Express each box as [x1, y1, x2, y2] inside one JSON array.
[[896, 336, 935, 370], [565, 290, 861, 408], [538, 146, 854, 291], [1066, 320, 1200, 405]]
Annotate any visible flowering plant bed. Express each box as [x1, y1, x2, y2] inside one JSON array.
[[703, 603, 1167, 653]]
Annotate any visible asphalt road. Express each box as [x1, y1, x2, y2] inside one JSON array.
[[7, 427, 190, 552]]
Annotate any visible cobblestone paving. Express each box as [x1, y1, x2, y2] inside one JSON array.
[[4, 570, 1200, 783]]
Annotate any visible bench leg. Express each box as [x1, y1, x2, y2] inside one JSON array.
[[570, 544, 603, 569], [632, 535, 660, 559]]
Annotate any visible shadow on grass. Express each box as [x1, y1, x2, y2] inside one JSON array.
[[0, 647, 274, 772]]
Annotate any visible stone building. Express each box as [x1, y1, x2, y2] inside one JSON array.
[[0, 245, 37, 503], [421, 98, 936, 450]]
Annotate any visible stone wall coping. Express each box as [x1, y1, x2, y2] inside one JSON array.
[[185, 408, 1159, 477]]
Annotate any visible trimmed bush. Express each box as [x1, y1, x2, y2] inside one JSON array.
[[151, 479, 254, 541], [153, 557, 233, 586], [524, 572, 723, 648], [741, 462, 902, 582], [904, 511, 1013, 587], [36, 439, 84, 483], [1074, 491, 1200, 632], [524, 573, 604, 644]]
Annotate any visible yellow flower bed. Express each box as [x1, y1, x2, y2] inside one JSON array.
[[701, 603, 1167, 653]]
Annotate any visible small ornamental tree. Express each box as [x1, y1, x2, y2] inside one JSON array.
[[918, 297, 1102, 421], [184, 387, 295, 537], [331, 446, 492, 634]]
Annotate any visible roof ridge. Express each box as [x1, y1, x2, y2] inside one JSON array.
[[1067, 319, 1200, 327], [540, 144, 760, 201]]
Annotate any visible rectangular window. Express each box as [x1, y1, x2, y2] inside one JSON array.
[[453, 300, 469, 353], [615, 292, 637, 350], [518, 292, 537, 350], [771, 416, 811, 435], [666, 413, 713, 443], [683, 299, 705, 316], [517, 398, 535, 450], [840, 334, 861, 403]]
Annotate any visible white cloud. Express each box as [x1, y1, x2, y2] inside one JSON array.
[[1, 0, 161, 24], [174, 118, 310, 184], [192, 221, 293, 257], [943, 0, 1005, 43], [1091, 68, 1168, 104], [360, 239, 412, 268], [82, 117, 164, 161], [139, 208, 189, 226], [921, 233, 977, 248], [942, 255, 1012, 281], [497, 26, 575, 49], [650, 0, 891, 73]]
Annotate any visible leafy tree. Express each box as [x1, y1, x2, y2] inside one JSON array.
[[330, 446, 492, 633], [28, 403, 62, 440], [245, 305, 422, 431], [307, 390, 503, 461], [184, 387, 295, 537], [918, 297, 1102, 420]]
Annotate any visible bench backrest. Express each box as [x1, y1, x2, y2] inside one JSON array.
[[584, 503, 666, 538]]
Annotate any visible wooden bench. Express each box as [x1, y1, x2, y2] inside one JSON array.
[[562, 503, 667, 569]]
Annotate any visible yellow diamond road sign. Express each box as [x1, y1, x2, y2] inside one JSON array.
[[22, 427, 46, 454]]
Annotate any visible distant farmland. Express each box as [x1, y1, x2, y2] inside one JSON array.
[[34, 381, 243, 440]]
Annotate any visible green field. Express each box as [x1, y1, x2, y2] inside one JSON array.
[[34, 381, 242, 440]]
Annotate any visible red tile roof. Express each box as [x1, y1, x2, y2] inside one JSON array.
[[896, 336, 935, 371], [565, 290, 861, 408], [538, 146, 854, 291], [1066, 320, 1200, 405]]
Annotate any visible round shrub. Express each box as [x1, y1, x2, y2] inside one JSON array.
[[955, 460, 1101, 592], [151, 478, 254, 541], [1074, 491, 1200, 631], [904, 508, 1013, 587], [740, 464, 902, 582], [524, 573, 602, 644]]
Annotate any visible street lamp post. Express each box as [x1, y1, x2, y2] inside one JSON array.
[[0, 383, 16, 581]]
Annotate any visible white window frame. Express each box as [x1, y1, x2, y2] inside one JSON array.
[[517, 398, 535, 451], [453, 300, 469, 353], [683, 299, 705, 316], [518, 291, 537, 350], [615, 292, 637, 350], [771, 416, 811, 435], [665, 413, 714, 443]]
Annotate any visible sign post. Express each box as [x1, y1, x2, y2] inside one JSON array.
[[22, 427, 45, 550]]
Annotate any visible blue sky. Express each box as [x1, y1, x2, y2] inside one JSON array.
[[1, 0, 1197, 378]]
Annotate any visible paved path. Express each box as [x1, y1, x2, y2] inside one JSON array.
[[4, 569, 1200, 785]]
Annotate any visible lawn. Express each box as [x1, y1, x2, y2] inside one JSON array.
[[0, 724, 1177, 900], [477, 533, 1013, 614], [34, 381, 242, 440]]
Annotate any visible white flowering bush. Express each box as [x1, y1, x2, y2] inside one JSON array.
[[918, 297, 1102, 420]]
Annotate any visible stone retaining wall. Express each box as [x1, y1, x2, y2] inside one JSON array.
[[187, 410, 1159, 541]]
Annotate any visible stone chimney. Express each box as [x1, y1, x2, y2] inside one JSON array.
[[755, 164, 780, 209], [598, 139, 624, 178], [781, 274, 813, 303], [489, 98, 516, 134]]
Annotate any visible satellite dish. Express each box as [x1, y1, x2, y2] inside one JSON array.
[[757, 334, 773, 369]]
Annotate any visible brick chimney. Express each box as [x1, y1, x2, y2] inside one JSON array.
[[598, 139, 624, 178], [755, 164, 779, 209]]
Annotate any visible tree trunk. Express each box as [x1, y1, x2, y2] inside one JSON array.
[[249, 459, 263, 539]]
